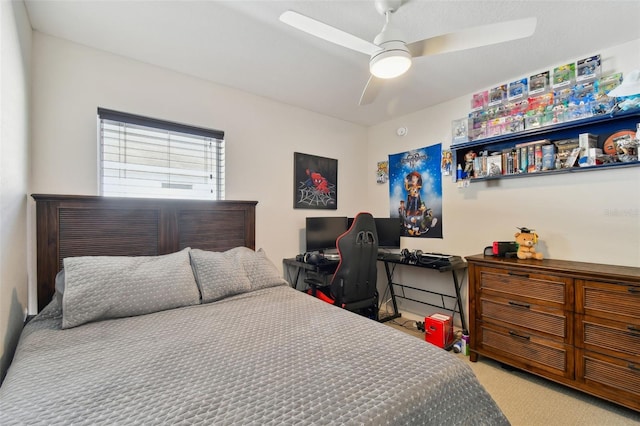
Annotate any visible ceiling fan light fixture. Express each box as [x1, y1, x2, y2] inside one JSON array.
[[370, 48, 412, 79]]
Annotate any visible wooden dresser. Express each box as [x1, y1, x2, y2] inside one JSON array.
[[466, 254, 640, 412]]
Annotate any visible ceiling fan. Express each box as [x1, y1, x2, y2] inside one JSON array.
[[280, 0, 536, 105]]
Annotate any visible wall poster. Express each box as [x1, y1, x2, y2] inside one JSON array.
[[293, 152, 337, 209], [389, 144, 443, 238]]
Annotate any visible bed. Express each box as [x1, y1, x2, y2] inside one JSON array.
[[0, 194, 508, 425]]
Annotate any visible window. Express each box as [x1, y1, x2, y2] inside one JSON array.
[[98, 108, 224, 200]]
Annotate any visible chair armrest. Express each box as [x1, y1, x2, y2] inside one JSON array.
[[304, 274, 326, 287]]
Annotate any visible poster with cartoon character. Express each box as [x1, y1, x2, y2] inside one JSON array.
[[293, 152, 337, 209], [389, 144, 443, 238]]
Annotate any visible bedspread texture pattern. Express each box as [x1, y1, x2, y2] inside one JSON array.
[[0, 248, 508, 425]]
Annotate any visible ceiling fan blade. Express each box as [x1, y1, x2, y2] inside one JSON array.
[[280, 10, 378, 56], [359, 75, 384, 105], [407, 17, 537, 58]]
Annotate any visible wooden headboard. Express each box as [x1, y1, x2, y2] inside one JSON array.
[[33, 194, 257, 311]]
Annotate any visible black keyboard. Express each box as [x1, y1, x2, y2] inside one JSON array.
[[378, 252, 464, 270]]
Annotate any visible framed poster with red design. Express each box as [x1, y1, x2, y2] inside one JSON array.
[[293, 152, 338, 210]]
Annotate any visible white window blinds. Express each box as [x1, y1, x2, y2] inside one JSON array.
[[98, 108, 225, 200]]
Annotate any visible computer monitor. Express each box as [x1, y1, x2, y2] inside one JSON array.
[[375, 217, 402, 249], [305, 216, 348, 253]]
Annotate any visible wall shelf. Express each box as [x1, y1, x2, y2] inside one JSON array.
[[451, 109, 640, 181]]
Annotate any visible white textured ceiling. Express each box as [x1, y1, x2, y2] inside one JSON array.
[[23, 0, 640, 126]]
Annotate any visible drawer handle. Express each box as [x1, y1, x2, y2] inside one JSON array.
[[508, 331, 531, 341], [627, 325, 640, 335], [508, 301, 531, 309], [508, 271, 529, 278], [629, 287, 640, 294]]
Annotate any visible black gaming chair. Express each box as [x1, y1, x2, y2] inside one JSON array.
[[306, 212, 379, 320]]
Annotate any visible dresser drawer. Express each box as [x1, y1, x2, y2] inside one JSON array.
[[467, 256, 640, 412], [477, 266, 571, 308], [480, 296, 571, 342], [576, 280, 640, 322], [576, 314, 640, 361], [576, 349, 640, 411], [476, 321, 573, 379]]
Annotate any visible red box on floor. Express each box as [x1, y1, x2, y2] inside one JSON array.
[[424, 313, 454, 348]]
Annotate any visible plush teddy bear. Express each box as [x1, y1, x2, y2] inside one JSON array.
[[514, 227, 543, 260]]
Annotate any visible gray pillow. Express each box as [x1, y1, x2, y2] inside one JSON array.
[[190, 247, 286, 303], [62, 248, 200, 329], [54, 268, 65, 306], [243, 248, 289, 291]]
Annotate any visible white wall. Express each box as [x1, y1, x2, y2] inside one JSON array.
[[0, 0, 31, 381], [23, 28, 640, 330], [29, 32, 369, 313], [368, 39, 640, 326]]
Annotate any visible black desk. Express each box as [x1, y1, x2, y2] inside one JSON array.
[[377, 253, 468, 330], [282, 257, 339, 291]]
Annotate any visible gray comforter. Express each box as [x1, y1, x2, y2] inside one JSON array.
[[0, 286, 508, 425]]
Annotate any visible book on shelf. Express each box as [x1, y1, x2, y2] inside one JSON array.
[[486, 154, 502, 176], [514, 139, 550, 173], [500, 148, 519, 175]]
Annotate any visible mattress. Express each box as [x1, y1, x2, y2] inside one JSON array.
[[0, 285, 508, 425]]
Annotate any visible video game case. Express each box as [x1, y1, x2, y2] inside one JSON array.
[[527, 146, 536, 173], [534, 144, 543, 171], [542, 144, 556, 170], [518, 147, 528, 173]]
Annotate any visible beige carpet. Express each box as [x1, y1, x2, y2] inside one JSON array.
[[385, 320, 640, 425]]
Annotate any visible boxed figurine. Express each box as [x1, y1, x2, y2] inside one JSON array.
[[487, 117, 507, 137], [506, 99, 529, 116], [525, 112, 543, 130], [576, 54, 601, 82], [471, 90, 489, 112], [504, 114, 525, 134], [598, 73, 623, 95], [553, 63, 576, 88], [451, 117, 470, 142], [528, 93, 554, 112], [488, 84, 508, 106], [508, 78, 528, 100], [529, 71, 550, 95], [469, 111, 488, 140], [526, 93, 554, 128]]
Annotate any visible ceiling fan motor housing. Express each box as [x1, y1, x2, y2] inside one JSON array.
[[370, 26, 411, 79]]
